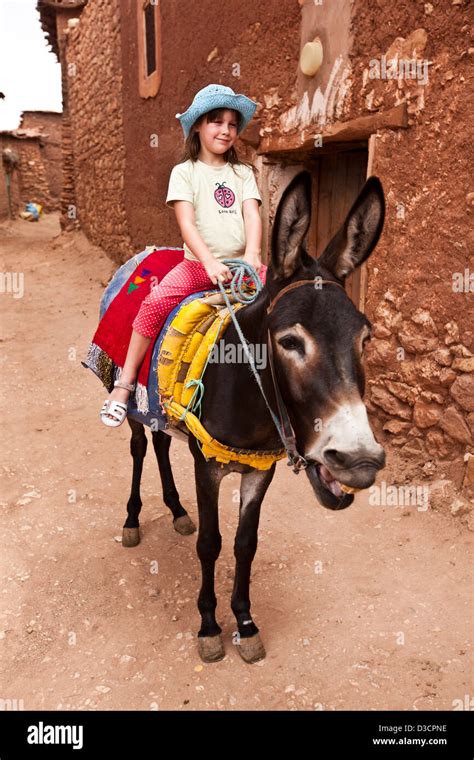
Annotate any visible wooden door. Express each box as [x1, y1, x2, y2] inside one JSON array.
[[305, 148, 368, 308]]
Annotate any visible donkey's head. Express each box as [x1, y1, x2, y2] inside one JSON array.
[[266, 171, 386, 510]]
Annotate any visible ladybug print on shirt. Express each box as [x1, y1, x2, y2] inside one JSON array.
[[214, 182, 237, 215]]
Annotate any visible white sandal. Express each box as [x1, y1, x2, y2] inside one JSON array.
[[100, 380, 136, 428]]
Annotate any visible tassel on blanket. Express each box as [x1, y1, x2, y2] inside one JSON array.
[[82, 343, 114, 391], [133, 382, 150, 415]]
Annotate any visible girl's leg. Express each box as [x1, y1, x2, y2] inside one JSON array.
[[102, 260, 215, 420], [103, 331, 152, 412], [132, 259, 215, 338], [102, 259, 267, 420]]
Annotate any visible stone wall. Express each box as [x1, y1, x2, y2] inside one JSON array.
[[17, 139, 53, 211], [0, 136, 22, 219], [56, 0, 302, 255], [119, 0, 301, 257], [20, 111, 63, 206], [62, 0, 132, 261], [249, 1, 473, 506], [346, 1, 473, 503], [0, 136, 53, 218]]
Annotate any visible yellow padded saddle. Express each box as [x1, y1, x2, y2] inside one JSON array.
[[157, 292, 286, 470]]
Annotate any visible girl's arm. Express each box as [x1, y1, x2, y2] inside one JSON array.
[[242, 198, 263, 273]]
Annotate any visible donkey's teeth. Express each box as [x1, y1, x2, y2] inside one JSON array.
[[319, 465, 363, 496], [339, 483, 363, 494]]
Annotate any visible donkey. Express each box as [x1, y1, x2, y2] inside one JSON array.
[[122, 171, 386, 664]]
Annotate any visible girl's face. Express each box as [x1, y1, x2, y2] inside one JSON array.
[[195, 109, 239, 155]]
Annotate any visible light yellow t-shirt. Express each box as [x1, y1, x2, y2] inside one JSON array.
[[165, 158, 262, 262]]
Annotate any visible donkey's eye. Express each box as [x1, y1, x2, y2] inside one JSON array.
[[279, 336, 305, 355], [360, 333, 371, 354]]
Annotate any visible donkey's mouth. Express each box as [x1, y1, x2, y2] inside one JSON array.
[[306, 456, 384, 510], [317, 464, 363, 497], [305, 461, 368, 510]]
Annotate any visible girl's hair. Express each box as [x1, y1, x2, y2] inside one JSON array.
[[176, 108, 258, 178]]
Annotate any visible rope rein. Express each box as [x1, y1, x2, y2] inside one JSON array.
[[181, 258, 285, 459], [180, 259, 344, 471]]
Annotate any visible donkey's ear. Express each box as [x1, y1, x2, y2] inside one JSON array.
[[318, 176, 385, 280], [271, 171, 312, 280]]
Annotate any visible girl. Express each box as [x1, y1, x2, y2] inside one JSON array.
[[101, 83, 267, 426]]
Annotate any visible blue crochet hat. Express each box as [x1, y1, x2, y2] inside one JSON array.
[[175, 84, 258, 139]]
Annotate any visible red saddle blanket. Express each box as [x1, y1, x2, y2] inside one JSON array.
[[83, 248, 185, 413]]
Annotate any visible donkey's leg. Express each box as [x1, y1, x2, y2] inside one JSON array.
[[191, 439, 226, 663], [231, 465, 276, 664], [151, 430, 196, 536], [122, 418, 147, 547]]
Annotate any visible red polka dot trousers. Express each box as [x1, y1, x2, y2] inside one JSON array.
[[132, 258, 268, 339]]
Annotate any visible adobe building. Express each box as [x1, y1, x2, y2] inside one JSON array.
[[20, 111, 62, 205], [0, 110, 61, 219], [37, 0, 473, 509]]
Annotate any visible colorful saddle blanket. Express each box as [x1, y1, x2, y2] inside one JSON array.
[[158, 296, 286, 469], [82, 247, 285, 469], [81, 246, 221, 423]]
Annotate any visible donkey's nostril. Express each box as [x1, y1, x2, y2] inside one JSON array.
[[324, 449, 350, 469], [323, 445, 386, 472]]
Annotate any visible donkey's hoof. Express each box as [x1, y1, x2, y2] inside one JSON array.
[[173, 514, 196, 536], [122, 527, 140, 547], [236, 633, 266, 664], [198, 634, 225, 663]]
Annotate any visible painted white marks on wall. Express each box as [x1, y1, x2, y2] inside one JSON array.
[[278, 56, 352, 134]]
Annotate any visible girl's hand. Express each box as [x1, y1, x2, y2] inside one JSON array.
[[204, 258, 233, 285], [242, 253, 267, 285], [243, 251, 263, 276]]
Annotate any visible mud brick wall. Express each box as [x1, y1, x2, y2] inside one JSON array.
[[63, 0, 133, 261], [253, 1, 473, 501], [119, 0, 301, 258], [0, 136, 53, 216], [0, 136, 22, 218], [61, 0, 301, 256], [20, 112, 63, 206], [347, 2, 473, 499], [17, 139, 53, 211]]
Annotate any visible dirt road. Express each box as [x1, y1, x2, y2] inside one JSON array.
[[0, 214, 472, 711]]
